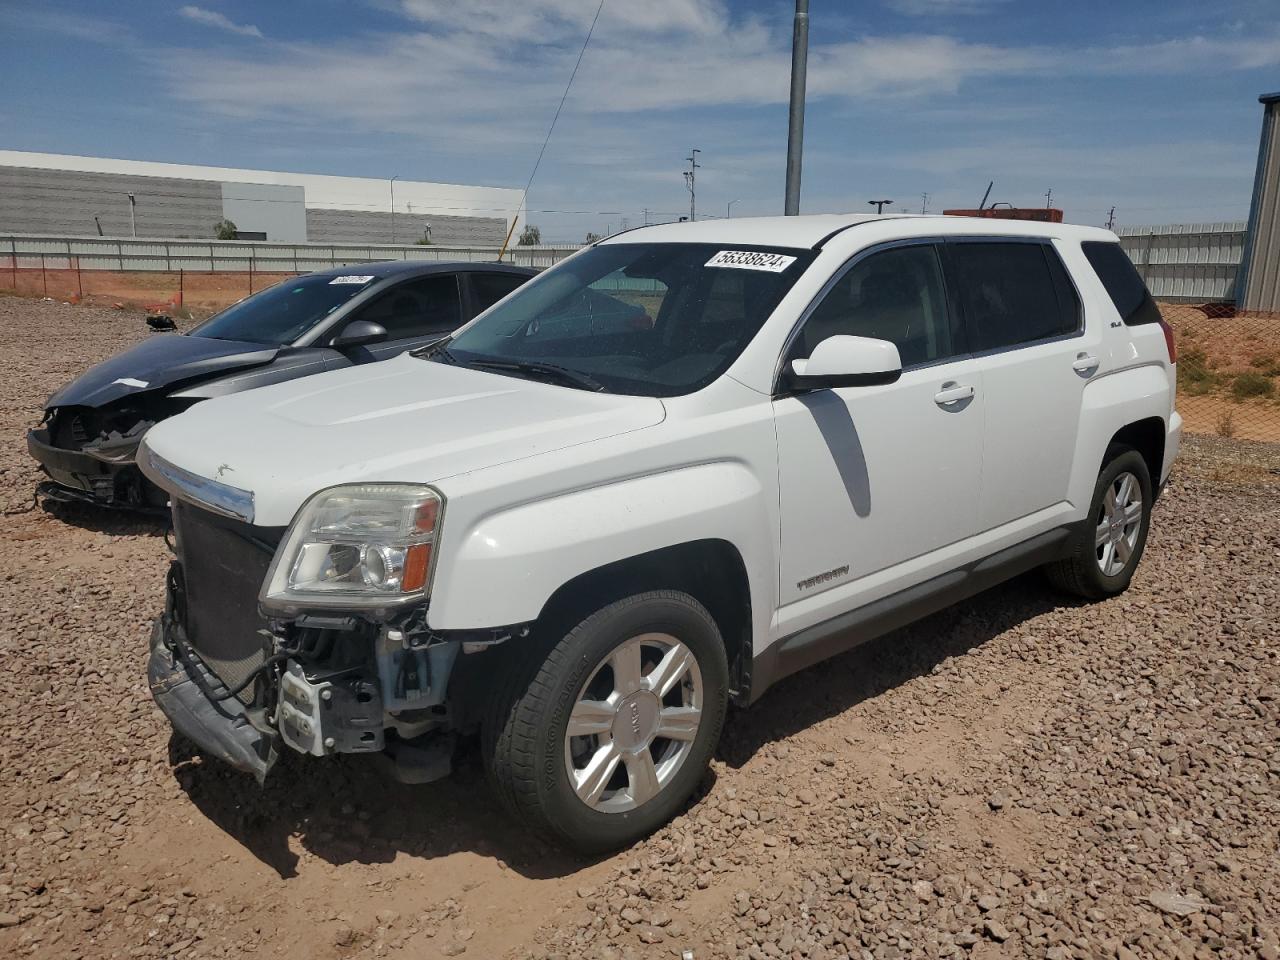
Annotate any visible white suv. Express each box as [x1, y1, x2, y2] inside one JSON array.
[[139, 214, 1181, 851]]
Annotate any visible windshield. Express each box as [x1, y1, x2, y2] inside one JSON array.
[[441, 243, 812, 397], [190, 273, 377, 344]]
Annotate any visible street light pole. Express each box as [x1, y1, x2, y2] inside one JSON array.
[[868, 199, 894, 214], [125, 192, 136, 237], [683, 149, 701, 222], [727, 199, 740, 218], [783, 0, 809, 216], [390, 176, 400, 244]]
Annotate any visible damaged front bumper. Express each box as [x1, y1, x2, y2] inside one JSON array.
[[149, 557, 471, 785], [148, 616, 280, 782], [28, 426, 162, 512]]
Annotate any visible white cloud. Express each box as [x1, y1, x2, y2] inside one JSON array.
[[178, 5, 263, 39], [883, 0, 1012, 15]]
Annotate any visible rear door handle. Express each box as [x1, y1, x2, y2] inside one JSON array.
[[1072, 352, 1100, 375], [934, 383, 975, 406]]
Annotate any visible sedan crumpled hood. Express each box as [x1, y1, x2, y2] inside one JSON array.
[[141, 353, 667, 526], [46, 334, 279, 409]]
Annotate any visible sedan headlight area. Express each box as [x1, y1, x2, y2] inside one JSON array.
[[261, 484, 443, 613]]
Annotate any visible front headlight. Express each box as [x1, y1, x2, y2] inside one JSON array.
[[260, 484, 443, 613]]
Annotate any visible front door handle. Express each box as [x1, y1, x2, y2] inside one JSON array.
[[1072, 352, 1100, 376], [934, 383, 975, 406]]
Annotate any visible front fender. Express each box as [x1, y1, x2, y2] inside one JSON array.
[[427, 461, 774, 645]]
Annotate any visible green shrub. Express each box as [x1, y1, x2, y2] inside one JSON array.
[[1230, 371, 1275, 399], [1249, 352, 1280, 377], [1177, 348, 1220, 395]]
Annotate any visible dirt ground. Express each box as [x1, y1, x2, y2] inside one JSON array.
[[0, 295, 1278, 960]]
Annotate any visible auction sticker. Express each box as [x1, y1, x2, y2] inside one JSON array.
[[705, 250, 797, 272], [329, 275, 375, 285]]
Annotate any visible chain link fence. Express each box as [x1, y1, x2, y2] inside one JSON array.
[[1163, 302, 1280, 444], [3, 253, 1277, 445]]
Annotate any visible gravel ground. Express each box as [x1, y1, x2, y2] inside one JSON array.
[[0, 294, 1277, 960]]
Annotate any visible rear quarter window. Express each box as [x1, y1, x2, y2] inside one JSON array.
[[1081, 241, 1162, 326]]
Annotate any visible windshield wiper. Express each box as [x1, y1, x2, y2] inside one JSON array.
[[467, 357, 605, 392], [412, 337, 457, 363]]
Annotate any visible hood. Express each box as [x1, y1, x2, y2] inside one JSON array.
[[47, 334, 279, 409], [141, 353, 667, 526]]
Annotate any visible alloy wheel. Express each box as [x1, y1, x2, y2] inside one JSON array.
[[1096, 470, 1143, 577], [564, 633, 703, 813]]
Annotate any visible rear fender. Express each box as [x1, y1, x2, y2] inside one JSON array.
[[1068, 363, 1171, 510]]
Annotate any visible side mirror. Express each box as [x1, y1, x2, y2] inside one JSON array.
[[331, 319, 388, 350], [784, 335, 902, 391]]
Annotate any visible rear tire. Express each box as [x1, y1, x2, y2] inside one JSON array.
[[1046, 446, 1152, 600], [483, 590, 728, 852]]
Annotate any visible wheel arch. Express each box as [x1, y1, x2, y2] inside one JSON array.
[[535, 540, 754, 705], [1108, 416, 1165, 495]]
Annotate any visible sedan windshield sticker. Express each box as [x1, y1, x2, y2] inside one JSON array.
[[329, 275, 375, 285], [706, 250, 797, 272]]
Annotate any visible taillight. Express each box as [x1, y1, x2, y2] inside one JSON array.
[[1157, 316, 1177, 364]]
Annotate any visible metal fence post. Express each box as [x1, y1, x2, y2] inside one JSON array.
[[41, 254, 47, 295], [9, 238, 15, 291]]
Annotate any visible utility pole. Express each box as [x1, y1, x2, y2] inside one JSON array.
[[1044, 187, 1053, 209], [683, 149, 701, 222], [784, 0, 809, 216], [390, 176, 400, 244], [643, 208, 650, 226], [920, 192, 929, 214], [1105, 206, 1116, 231], [727, 199, 740, 218], [125, 192, 136, 237], [868, 199, 894, 214]]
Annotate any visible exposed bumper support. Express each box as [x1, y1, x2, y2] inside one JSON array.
[[28, 427, 150, 508], [148, 618, 279, 783]]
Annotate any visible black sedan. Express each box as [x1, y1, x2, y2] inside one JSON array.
[[28, 260, 535, 511]]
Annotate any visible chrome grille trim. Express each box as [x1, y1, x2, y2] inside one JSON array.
[[138, 442, 255, 524]]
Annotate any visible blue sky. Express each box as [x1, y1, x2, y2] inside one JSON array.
[[2, 0, 1278, 242]]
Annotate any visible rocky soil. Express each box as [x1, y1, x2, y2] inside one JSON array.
[[0, 294, 1276, 959]]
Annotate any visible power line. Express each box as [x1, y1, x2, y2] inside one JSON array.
[[499, 0, 607, 255]]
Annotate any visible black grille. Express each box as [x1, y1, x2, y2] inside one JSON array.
[[173, 501, 284, 703]]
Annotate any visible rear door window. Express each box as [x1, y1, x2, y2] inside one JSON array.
[[946, 242, 1081, 352], [1081, 241, 1163, 326], [470, 272, 531, 315], [349, 274, 463, 340]]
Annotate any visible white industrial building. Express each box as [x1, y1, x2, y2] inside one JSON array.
[[0, 150, 523, 246]]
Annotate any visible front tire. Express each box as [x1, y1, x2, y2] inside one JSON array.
[[484, 591, 728, 852], [1046, 446, 1153, 599]]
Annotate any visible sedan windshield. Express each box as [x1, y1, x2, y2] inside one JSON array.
[[191, 274, 376, 344], [441, 243, 812, 397]]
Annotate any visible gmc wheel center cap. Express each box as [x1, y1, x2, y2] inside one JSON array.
[[612, 691, 660, 750]]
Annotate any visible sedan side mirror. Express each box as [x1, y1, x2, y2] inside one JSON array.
[[784, 335, 902, 391], [332, 319, 388, 350]]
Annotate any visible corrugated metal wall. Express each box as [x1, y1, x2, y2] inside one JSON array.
[[0, 166, 222, 238], [305, 208, 507, 246], [1239, 93, 1280, 312], [1116, 222, 1245, 302]]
